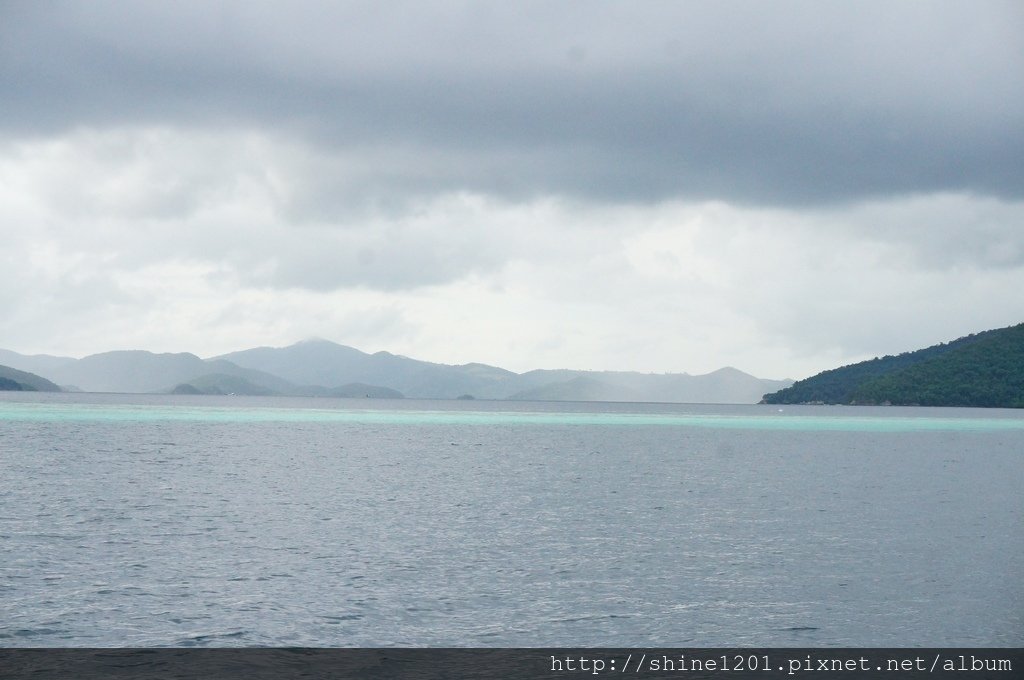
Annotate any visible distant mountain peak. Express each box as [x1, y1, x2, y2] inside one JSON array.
[[296, 337, 341, 347]]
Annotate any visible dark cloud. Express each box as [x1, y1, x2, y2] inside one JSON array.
[[2, 0, 1021, 207]]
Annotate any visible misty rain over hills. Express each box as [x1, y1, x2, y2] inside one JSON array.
[[0, 340, 790, 403]]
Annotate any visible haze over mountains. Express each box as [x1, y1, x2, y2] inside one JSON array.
[[0, 339, 791, 404]]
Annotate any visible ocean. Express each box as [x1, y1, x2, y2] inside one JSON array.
[[1, 392, 1022, 647]]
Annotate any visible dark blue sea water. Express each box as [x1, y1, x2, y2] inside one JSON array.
[[1, 393, 1022, 646]]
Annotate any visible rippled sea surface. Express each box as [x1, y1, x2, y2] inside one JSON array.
[[2, 393, 1022, 646]]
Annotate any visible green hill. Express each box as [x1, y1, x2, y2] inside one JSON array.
[[0, 364, 63, 392], [762, 323, 1024, 407], [0, 376, 24, 390]]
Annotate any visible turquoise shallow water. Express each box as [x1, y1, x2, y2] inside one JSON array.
[[2, 396, 1023, 431], [2, 393, 1022, 646]]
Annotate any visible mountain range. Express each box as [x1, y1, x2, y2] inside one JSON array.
[[0, 339, 791, 403]]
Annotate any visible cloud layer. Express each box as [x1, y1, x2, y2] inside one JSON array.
[[1, 1, 1022, 378], [4, 1, 1022, 205]]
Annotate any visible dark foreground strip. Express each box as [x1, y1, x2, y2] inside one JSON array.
[[0, 648, 1020, 679]]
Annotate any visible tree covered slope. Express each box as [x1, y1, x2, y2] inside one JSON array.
[[762, 323, 1024, 407], [0, 364, 63, 392]]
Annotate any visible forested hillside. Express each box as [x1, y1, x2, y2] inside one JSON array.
[[0, 364, 63, 392], [762, 323, 1024, 407]]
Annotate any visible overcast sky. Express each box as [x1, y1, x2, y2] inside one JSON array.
[[1, 1, 1022, 379]]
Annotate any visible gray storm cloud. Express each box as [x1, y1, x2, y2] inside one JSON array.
[[1, 1, 1023, 375], [1, 0, 1021, 207]]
